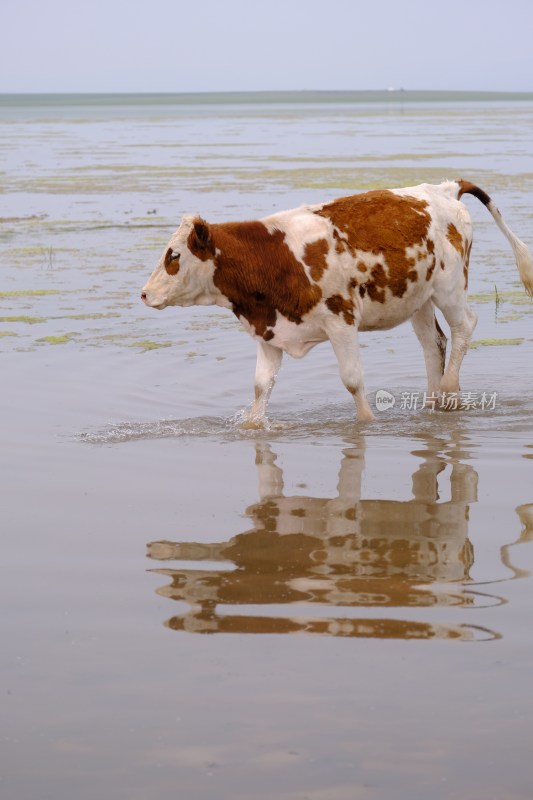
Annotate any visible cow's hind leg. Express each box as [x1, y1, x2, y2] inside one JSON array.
[[411, 300, 447, 394], [433, 297, 477, 393], [243, 340, 283, 426], [328, 324, 375, 422]]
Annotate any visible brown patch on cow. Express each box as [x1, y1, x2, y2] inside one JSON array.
[[189, 220, 322, 338], [326, 294, 355, 325], [164, 247, 180, 276], [447, 223, 464, 257], [440, 260, 445, 270], [359, 285, 366, 298], [463, 239, 473, 289], [445, 222, 472, 289], [356, 261, 368, 272], [316, 191, 431, 301], [366, 263, 388, 304], [333, 229, 348, 254], [435, 316, 447, 374], [303, 238, 329, 282], [426, 256, 436, 281]]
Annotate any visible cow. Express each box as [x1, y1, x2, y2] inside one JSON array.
[[141, 180, 533, 423]]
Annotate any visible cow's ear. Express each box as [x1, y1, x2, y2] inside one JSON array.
[[192, 218, 213, 251], [188, 217, 215, 259]]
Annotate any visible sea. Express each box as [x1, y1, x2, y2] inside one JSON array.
[[1, 90, 533, 800]]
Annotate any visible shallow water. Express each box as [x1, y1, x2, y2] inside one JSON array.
[[1, 92, 533, 800]]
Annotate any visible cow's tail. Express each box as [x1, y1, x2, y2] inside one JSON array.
[[457, 179, 533, 296]]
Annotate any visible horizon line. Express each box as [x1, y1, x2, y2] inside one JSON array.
[[1, 88, 533, 97], [1, 88, 532, 110]]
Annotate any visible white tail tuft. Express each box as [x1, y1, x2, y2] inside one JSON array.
[[487, 201, 533, 296]]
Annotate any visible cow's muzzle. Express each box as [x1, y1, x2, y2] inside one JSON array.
[[141, 290, 167, 309]]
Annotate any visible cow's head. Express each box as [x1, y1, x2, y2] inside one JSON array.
[[141, 215, 218, 309]]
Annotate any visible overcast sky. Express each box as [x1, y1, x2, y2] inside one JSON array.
[[2, 0, 533, 93]]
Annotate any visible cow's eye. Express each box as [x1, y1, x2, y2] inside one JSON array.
[[164, 248, 181, 275]]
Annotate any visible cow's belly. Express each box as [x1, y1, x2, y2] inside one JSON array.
[[260, 316, 327, 358], [359, 285, 433, 331], [240, 281, 434, 352]]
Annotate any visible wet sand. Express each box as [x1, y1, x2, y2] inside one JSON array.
[[1, 93, 533, 799]]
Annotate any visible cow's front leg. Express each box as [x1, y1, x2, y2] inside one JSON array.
[[243, 340, 283, 426], [328, 324, 375, 422]]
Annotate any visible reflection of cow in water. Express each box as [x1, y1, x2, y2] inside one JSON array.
[[147, 435, 514, 640]]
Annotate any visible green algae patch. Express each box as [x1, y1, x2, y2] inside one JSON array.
[[469, 290, 533, 305], [497, 313, 523, 322], [65, 312, 121, 320], [186, 314, 240, 332], [0, 315, 47, 324], [0, 331, 18, 338], [0, 289, 60, 298], [37, 335, 74, 345], [469, 337, 523, 349], [129, 340, 172, 352]]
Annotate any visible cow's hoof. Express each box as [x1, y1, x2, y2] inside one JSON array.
[[240, 418, 265, 431]]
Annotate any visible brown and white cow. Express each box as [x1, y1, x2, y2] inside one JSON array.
[[141, 180, 533, 422]]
